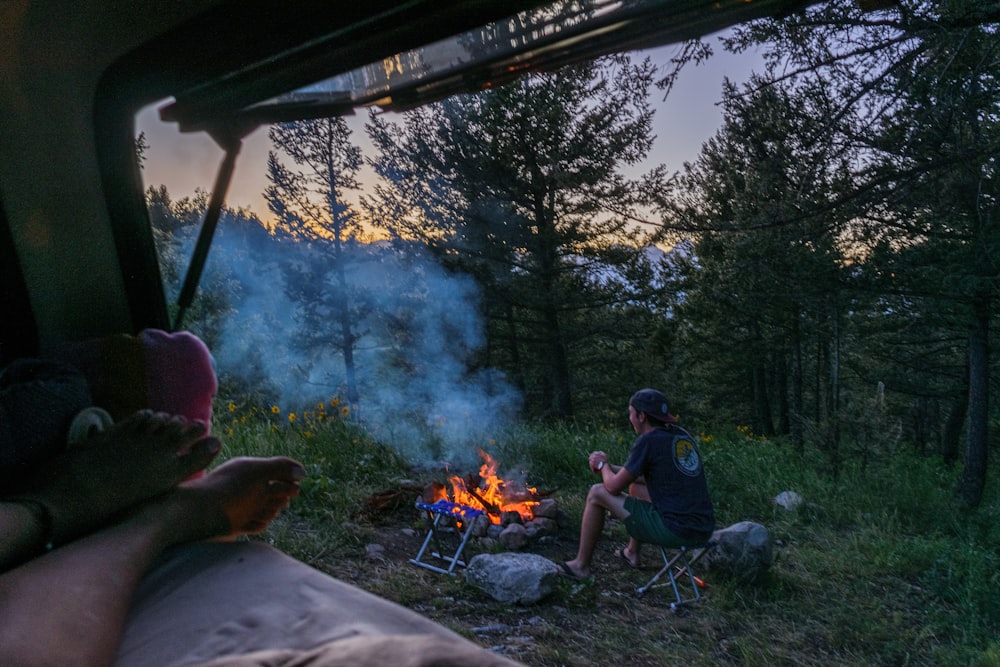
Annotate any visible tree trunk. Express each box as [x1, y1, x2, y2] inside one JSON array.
[[790, 312, 805, 453], [776, 352, 790, 436], [502, 300, 525, 394], [955, 295, 990, 508], [941, 386, 966, 465], [825, 297, 842, 476], [752, 365, 774, 436], [544, 306, 573, 418]]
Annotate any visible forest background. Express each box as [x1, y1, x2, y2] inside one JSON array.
[[143, 0, 998, 510]]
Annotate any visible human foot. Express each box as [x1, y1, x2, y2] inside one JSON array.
[[15, 410, 222, 545], [144, 456, 305, 545], [614, 546, 640, 569], [559, 559, 589, 580]]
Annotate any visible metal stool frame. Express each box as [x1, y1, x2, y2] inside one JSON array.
[[409, 500, 485, 575], [636, 541, 715, 609]]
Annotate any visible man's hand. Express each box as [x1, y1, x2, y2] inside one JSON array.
[[588, 451, 609, 473]]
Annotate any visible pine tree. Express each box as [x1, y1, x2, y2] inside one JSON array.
[[265, 117, 365, 409], [365, 55, 661, 418]]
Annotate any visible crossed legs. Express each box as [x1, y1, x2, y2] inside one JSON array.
[[0, 411, 304, 667]]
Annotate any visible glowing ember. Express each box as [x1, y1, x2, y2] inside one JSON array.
[[444, 449, 539, 524]]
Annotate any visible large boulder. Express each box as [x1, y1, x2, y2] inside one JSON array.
[[464, 552, 559, 604], [705, 521, 774, 582]]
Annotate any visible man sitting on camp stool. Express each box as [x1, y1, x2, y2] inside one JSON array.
[[560, 388, 715, 580]]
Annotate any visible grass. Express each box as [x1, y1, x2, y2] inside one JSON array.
[[215, 402, 1000, 666]]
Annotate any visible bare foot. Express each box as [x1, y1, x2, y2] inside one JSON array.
[[16, 410, 222, 544], [562, 558, 590, 580], [142, 457, 305, 546], [614, 545, 640, 569]]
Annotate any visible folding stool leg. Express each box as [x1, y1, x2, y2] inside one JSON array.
[[409, 511, 475, 575], [410, 512, 444, 572], [636, 543, 714, 609]]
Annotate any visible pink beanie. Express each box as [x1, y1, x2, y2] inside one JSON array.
[[54, 329, 217, 432], [140, 329, 217, 431]]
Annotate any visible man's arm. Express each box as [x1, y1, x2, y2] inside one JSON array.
[[589, 451, 634, 495]]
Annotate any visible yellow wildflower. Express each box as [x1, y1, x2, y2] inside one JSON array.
[[271, 405, 280, 415], [288, 413, 296, 423]]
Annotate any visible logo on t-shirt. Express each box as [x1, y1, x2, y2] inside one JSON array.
[[673, 437, 702, 477]]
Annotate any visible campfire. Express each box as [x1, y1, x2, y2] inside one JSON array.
[[428, 449, 540, 524], [407, 449, 562, 569], [363, 449, 564, 564]]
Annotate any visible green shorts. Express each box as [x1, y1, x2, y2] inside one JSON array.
[[623, 495, 687, 548]]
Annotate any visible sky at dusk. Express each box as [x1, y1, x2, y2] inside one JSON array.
[[137, 37, 763, 224]]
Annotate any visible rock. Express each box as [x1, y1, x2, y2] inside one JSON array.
[[469, 513, 491, 538], [706, 521, 774, 582], [501, 511, 523, 526], [773, 490, 803, 511], [499, 523, 528, 550], [525, 517, 558, 536], [365, 543, 386, 560], [340, 521, 362, 535], [532, 498, 558, 519], [464, 552, 560, 604]]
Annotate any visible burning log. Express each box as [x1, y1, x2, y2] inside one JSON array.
[[362, 481, 427, 522], [462, 474, 501, 516], [422, 481, 448, 504]]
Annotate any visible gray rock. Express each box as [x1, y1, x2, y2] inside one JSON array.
[[525, 517, 558, 536], [531, 498, 558, 519], [469, 513, 492, 538], [706, 521, 774, 582], [498, 523, 528, 550], [773, 490, 804, 511], [464, 552, 560, 604]]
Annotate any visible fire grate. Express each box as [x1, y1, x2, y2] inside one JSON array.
[[409, 499, 485, 575]]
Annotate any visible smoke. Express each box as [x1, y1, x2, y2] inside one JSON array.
[[176, 216, 521, 467]]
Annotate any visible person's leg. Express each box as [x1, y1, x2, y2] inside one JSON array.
[[621, 479, 651, 566], [0, 456, 303, 667], [1, 410, 222, 571], [564, 483, 630, 578]]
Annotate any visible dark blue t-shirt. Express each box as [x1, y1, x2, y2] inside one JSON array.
[[623, 425, 715, 540]]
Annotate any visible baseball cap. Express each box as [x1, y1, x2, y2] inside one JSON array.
[[629, 388, 673, 424]]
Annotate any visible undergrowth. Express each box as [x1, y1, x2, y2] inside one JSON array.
[[216, 401, 999, 666]]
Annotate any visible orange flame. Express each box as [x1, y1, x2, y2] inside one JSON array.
[[447, 449, 538, 524]]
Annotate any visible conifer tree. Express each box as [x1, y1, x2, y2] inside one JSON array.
[[365, 56, 661, 418]]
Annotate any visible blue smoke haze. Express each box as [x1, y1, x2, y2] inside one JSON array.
[[180, 221, 522, 468]]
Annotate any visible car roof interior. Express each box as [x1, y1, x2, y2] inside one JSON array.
[[0, 0, 816, 365]]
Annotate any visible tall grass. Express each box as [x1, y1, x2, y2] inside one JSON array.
[[218, 401, 999, 666]]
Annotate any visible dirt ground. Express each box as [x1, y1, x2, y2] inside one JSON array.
[[296, 502, 722, 667]]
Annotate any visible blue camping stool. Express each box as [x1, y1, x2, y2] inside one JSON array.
[[409, 500, 485, 575]]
